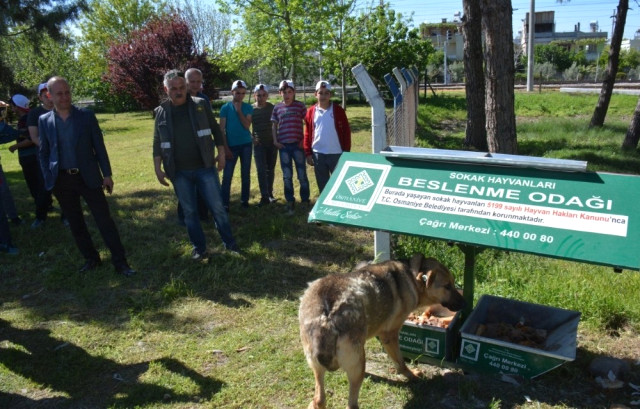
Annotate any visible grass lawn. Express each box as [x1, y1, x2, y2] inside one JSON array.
[[1, 91, 639, 408]]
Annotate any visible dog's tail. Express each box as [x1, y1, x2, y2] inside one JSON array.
[[310, 313, 340, 371]]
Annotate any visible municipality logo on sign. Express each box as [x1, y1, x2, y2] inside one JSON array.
[[460, 339, 481, 361], [424, 338, 440, 355], [346, 170, 374, 195], [323, 161, 391, 212]]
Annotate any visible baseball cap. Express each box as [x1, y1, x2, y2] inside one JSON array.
[[253, 83, 268, 93], [10, 94, 30, 111], [278, 80, 294, 91], [231, 80, 247, 90], [37, 83, 48, 95], [315, 81, 331, 91]]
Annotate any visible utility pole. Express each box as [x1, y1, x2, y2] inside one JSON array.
[[444, 30, 450, 85], [526, 0, 535, 92]]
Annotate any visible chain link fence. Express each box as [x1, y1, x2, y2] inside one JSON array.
[[351, 64, 420, 261]]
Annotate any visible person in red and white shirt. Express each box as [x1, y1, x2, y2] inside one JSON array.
[[304, 81, 351, 194]]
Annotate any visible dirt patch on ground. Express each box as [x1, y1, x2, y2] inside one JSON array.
[[362, 328, 639, 408]]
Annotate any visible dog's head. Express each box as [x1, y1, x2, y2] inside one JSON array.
[[410, 254, 466, 311]]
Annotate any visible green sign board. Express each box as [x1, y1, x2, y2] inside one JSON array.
[[308, 152, 640, 270]]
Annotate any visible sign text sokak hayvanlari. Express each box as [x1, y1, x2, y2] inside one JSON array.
[[396, 174, 613, 211]]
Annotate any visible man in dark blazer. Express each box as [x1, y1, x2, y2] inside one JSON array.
[[38, 76, 135, 276]]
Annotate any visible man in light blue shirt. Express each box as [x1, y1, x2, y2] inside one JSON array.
[[220, 80, 253, 210]]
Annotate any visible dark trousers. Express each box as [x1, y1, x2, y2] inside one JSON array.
[[53, 172, 126, 266], [254, 143, 278, 200], [0, 178, 13, 247], [19, 154, 51, 220]]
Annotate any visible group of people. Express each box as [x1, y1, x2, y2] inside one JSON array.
[[2, 68, 352, 272], [1, 77, 135, 276], [153, 70, 352, 259], [1, 84, 65, 254]]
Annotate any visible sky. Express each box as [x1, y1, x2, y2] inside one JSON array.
[[384, 0, 640, 41]]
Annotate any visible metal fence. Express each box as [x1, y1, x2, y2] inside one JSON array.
[[351, 64, 420, 261]]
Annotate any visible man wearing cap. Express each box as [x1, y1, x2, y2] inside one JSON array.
[[304, 80, 351, 193], [220, 80, 253, 210], [27, 83, 54, 146], [153, 69, 241, 260], [27, 83, 65, 226], [1, 94, 51, 228], [271, 80, 309, 215], [251, 84, 277, 206], [39, 76, 136, 276]]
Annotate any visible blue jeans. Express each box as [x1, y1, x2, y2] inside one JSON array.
[[311, 152, 342, 194], [253, 143, 278, 199], [221, 143, 252, 207], [173, 167, 236, 253], [279, 142, 309, 203]]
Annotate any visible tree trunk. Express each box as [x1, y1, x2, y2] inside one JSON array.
[[622, 96, 640, 150], [590, 0, 628, 128], [461, 0, 487, 151], [481, 0, 517, 154]]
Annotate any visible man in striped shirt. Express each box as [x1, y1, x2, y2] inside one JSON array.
[[271, 80, 309, 215]]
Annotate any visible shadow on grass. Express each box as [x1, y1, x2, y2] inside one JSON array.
[[0, 318, 224, 408], [1, 185, 369, 325]]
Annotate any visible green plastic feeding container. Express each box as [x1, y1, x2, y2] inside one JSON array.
[[457, 295, 581, 378], [399, 307, 461, 363]]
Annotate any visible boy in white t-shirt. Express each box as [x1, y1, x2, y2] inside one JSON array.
[[303, 81, 351, 194]]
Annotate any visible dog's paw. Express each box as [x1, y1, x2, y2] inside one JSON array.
[[406, 367, 426, 380], [399, 366, 423, 380]]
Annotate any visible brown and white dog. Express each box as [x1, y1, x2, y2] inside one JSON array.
[[298, 254, 466, 409]]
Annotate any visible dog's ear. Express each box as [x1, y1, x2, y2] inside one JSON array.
[[410, 253, 424, 275], [416, 271, 436, 288]]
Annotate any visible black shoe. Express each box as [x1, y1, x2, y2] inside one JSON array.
[[285, 202, 295, 216], [10, 217, 23, 226], [79, 258, 100, 273], [191, 248, 207, 260], [114, 262, 136, 277], [241, 201, 249, 209], [225, 244, 243, 255], [258, 197, 271, 207]]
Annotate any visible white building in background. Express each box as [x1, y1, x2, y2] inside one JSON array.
[[621, 29, 640, 52], [519, 11, 607, 61], [420, 19, 463, 61]]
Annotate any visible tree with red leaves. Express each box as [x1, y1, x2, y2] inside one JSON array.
[[105, 13, 217, 110]]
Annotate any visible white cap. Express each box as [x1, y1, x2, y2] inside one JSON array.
[[231, 80, 247, 90], [315, 80, 331, 91], [278, 80, 294, 91], [253, 83, 268, 93], [10, 94, 30, 110], [37, 83, 48, 95]]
